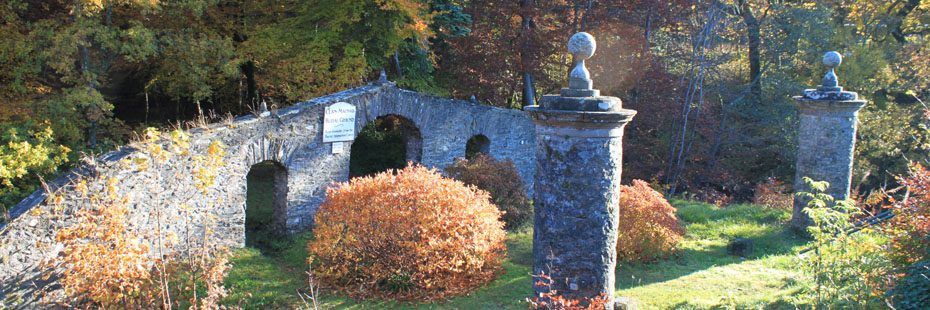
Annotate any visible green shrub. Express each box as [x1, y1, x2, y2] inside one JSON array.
[[797, 177, 892, 308], [445, 153, 532, 230], [891, 261, 930, 309]]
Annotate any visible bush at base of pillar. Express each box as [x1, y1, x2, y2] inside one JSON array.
[[308, 165, 507, 300], [617, 180, 685, 263], [445, 154, 532, 230]]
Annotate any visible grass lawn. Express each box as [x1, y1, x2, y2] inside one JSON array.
[[226, 200, 812, 309]]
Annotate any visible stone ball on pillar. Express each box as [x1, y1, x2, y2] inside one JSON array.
[[568, 32, 596, 60], [567, 32, 596, 90], [823, 51, 842, 68], [819, 51, 843, 91]]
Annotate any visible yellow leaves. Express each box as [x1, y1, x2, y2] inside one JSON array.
[[0, 125, 69, 185], [74, 179, 87, 197], [54, 127, 230, 307], [192, 141, 226, 194], [55, 180, 155, 306], [168, 129, 190, 155], [105, 177, 119, 199]]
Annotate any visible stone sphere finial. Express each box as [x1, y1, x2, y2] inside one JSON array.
[[568, 32, 596, 91], [568, 32, 596, 60], [820, 51, 843, 91], [823, 51, 842, 68]]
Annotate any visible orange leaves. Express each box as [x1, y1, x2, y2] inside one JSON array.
[[308, 165, 506, 300], [55, 178, 154, 306], [54, 128, 230, 308], [528, 273, 610, 310], [616, 180, 685, 263], [753, 177, 793, 210]]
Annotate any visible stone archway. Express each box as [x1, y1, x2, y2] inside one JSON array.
[[466, 134, 491, 159], [246, 160, 288, 251], [349, 114, 423, 177]]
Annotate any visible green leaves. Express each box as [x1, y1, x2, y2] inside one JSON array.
[[797, 176, 891, 307]]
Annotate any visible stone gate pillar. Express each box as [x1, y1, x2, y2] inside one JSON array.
[[790, 51, 867, 230], [525, 32, 636, 307]]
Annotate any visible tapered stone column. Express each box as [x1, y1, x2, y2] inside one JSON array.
[[525, 32, 636, 308], [790, 51, 867, 230]]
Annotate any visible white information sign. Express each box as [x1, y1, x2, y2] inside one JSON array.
[[323, 102, 357, 142]]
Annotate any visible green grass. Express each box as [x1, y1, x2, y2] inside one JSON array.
[[616, 200, 809, 309], [224, 232, 310, 308], [226, 200, 813, 309]]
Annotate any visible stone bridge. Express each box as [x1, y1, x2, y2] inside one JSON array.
[[0, 80, 535, 304]]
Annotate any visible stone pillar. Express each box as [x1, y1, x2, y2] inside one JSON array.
[[525, 32, 636, 307], [790, 51, 867, 230]]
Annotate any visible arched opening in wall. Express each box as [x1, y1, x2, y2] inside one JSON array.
[[246, 160, 288, 252], [465, 134, 491, 159], [349, 114, 422, 178]]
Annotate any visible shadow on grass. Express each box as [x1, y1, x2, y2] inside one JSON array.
[[224, 232, 311, 308], [616, 201, 809, 290]]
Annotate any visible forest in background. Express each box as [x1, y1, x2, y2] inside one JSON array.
[[1, 0, 929, 210]]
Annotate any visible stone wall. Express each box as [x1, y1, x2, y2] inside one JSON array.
[[0, 81, 536, 305]]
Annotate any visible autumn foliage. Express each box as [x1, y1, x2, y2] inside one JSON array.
[[54, 128, 230, 308], [753, 177, 793, 210], [56, 178, 153, 305], [445, 153, 532, 229], [308, 165, 507, 300], [616, 180, 684, 262], [527, 273, 610, 310], [887, 164, 930, 266]]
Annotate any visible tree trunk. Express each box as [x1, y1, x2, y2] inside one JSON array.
[[393, 51, 403, 78], [241, 60, 258, 107], [80, 43, 98, 149], [523, 73, 536, 106], [739, 0, 761, 104], [519, 0, 536, 107]]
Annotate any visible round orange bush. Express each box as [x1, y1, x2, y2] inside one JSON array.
[[308, 165, 507, 300], [617, 180, 685, 262]]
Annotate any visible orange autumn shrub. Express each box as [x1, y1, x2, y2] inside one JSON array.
[[445, 153, 532, 229], [617, 180, 685, 262], [56, 178, 155, 306], [308, 165, 507, 300], [54, 128, 231, 308]]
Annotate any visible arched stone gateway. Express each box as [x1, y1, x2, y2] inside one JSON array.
[[0, 80, 536, 303], [246, 160, 288, 251], [349, 114, 423, 177], [465, 134, 491, 159]]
